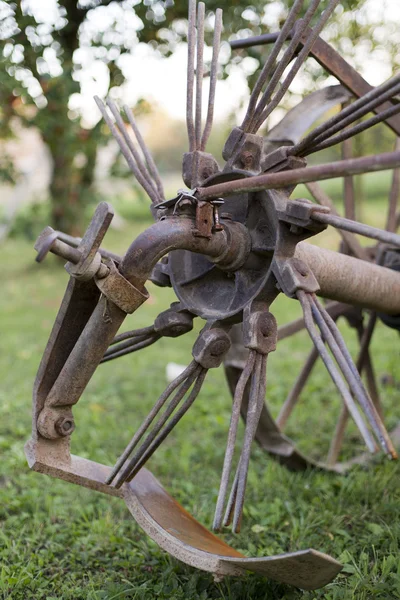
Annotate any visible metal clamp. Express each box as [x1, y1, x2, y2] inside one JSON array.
[[95, 258, 149, 314], [279, 199, 330, 234], [273, 256, 320, 298], [243, 310, 277, 355], [192, 327, 231, 369]]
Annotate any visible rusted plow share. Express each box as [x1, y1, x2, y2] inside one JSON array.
[[26, 0, 400, 591]]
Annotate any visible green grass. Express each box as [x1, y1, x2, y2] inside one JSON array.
[[1, 189, 400, 599]]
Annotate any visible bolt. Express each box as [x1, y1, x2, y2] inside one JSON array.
[[240, 150, 254, 169], [210, 338, 230, 357], [55, 417, 75, 437]]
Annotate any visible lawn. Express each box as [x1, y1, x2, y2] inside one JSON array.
[[1, 176, 400, 599]]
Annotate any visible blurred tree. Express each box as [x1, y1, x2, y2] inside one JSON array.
[[1, 0, 398, 233]]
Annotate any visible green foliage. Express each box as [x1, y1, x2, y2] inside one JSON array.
[[7, 200, 51, 240]]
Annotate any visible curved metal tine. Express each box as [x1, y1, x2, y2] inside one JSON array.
[[186, 0, 197, 152], [277, 300, 346, 342], [94, 96, 160, 204], [305, 182, 369, 261], [125, 367, 208, 482], [308, 102, 400, 155], [276, 345, 319, 429], [108, 360, 199, 486], [233, 353, 267, 533], [101, 335, 159, 363], [195, 2, 205, 151], [200, 7, 223, 152], [213, 350, 256, 531], [297, 290, 376, 453], [293, 76, 400, 156], [113, 364, 203, 488], [110, 325, 156, 346], [326, 311, 378, 465], [311, 296, 396, 458], [253, 0, 341, 133], [250, 0, 320, 133], [123, 104, 165, 201], [386, 137, 400, 233], [241, 0, 305, 132], [223, 356, 263, 528], [106, 99, 160, 200]]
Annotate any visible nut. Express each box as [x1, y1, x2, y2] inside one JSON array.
[[192, 328, 231, 368]]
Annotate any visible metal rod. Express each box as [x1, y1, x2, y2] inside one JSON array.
[[308, 101, 400, 155], [326, 312, 379, 465], [101, 335, 158, 363], [195, 2, 205, 152], [126, 367, 208, 482], [233, 353, 267, 533], [123, 104, 165, 201], [313, 297, 396, 458], [241, 0, 305, 132], [253, 0, 341, 133], [297, 291, 376, 452], [386, 137, 400, 232], [230, 31, 282, 50], [197, 150, 400, 200], [106, 99, 159, 199], [186, 0, 197, 152], [94, 97, 160, 204], [56, 231, 122, 264], [200, 8, 223, 151], [114, 364, 203, 487], [342, 127, 356, 221], [277, 301, 347, 341], [311, 211, 400, 247], [213, 350, 256, 531], [110, 325, 155, 345], [292, 74, 400, 156], [107, 360, 198, 485], [276, 345, 319, 429], [305, 182, 368, 260]]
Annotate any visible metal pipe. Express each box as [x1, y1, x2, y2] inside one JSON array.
[[311, 211, 400, 247], [295, 242, 400, 315], [196, 151, 400, 200], [120, 216, 250, 287]]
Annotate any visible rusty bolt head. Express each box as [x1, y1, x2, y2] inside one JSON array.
[[192, 328, 231, 369], [55, 417, 75, 437], [154, 308, 194, 337], [243, 311, 277, 354], [240, 150, 255, 170]]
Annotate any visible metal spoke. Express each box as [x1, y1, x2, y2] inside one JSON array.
[[200, 8, 223, 151], [305, 182, 368, 260], [107, 361, 199, 485], [276, 345, 319, 429], [101, 335, 159, 363], [186, 0, 197, 152], [113, 363, 203, 488], [326, 311, 379, 464], [386, 137, 400, 233], [213, 350, 256, 531], [197, 150, 400, 200], [125, 367, 208, 483], [312, 296, 395, 458], [241, 0, 305, 132], [341, 114, 356, 222], [253, 0, 341, 133], [297, 290, 376, 453]]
